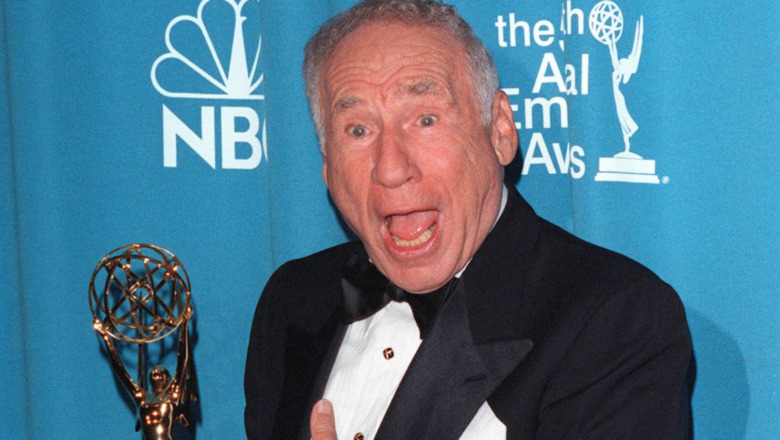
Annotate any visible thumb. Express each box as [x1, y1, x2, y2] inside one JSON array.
[[310, 399, 338, 440]]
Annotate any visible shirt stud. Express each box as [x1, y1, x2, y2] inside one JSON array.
[[354, 433, 364, 440], [383, 347, 394, 360]]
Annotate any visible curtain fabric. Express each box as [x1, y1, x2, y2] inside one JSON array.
[[1, 1, 777, 438]]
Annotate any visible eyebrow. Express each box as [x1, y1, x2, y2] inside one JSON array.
[[398, 79, 443, 97], [333, 96, 363, 113], [331, 79, 447, 114]]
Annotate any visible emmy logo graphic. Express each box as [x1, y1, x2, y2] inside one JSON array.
[[151, 0, 264, 100], [590, 1, 659, 184]]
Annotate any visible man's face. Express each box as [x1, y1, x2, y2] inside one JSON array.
[[319, 21, 517, 293]]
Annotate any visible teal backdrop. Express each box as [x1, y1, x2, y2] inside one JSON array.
[[1, 0, 777, 438]]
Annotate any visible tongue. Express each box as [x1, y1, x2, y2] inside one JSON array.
[[387, 211, 437, 241]]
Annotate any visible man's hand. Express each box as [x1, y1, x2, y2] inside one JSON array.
[[310, 399, 338, 440]]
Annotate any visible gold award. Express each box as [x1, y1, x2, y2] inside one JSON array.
[[89, 244, 197, 440]]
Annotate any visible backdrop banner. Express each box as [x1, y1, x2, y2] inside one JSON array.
[[1, 1, 777, 439]]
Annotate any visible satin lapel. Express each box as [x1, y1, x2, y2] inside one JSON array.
[[296, 323, 348, 440], [375, 281, 533, 439]]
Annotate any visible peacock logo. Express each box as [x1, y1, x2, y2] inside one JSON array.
[[151, 0, 264, 100]]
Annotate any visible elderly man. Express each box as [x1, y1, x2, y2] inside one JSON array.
[[245, 1, 692, 439]]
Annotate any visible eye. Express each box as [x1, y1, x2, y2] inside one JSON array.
[[348, 125, 367, 138], [348, 126, 366, 137], [418, 115, 437, 127]]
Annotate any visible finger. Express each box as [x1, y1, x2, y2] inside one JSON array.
[[310, 399, 338, 440]]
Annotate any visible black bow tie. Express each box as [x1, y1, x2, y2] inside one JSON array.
[[340, 255, 457, 339]]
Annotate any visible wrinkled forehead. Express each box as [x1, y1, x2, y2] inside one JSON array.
[[320, 21, 471, 106]]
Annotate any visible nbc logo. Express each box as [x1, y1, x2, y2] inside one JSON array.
[[151, 0, 267, 169]]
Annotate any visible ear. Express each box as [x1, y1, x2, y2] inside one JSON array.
[[489, 90, 518, 166], [321, 156, 329, 190]]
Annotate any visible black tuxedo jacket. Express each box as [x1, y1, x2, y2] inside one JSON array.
[[245, 186, 692, 439]]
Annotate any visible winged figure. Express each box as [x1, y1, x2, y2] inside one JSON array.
[[608, 16, 643, 155]]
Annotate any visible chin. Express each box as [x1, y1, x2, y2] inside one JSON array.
[[384, 264, 453, 294]]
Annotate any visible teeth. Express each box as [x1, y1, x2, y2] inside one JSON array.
[[392, 225, 434, 248]]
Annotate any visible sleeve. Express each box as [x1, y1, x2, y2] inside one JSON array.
[[244, 264, 288, 440], [536, 276, 693, 440]]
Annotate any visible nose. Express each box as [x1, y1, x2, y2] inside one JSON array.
[[370, 127, 421, 188]]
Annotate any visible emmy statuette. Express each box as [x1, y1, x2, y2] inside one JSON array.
[[89, 244, 197, 440]]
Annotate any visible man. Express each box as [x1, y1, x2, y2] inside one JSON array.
[[245, 1, 692, 439]]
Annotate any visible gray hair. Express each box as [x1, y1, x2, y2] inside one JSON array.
[[303, 0, 499, 151]]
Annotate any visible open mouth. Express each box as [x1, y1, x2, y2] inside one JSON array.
[[385, 210, 438, 249]]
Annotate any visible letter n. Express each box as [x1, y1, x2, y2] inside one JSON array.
[[163, 105, 216, 168]]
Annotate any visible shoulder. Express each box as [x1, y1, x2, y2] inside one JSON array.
[[536, 218, 662, 289], [466, 190, 685, 344], [264, 241, 361, 298], [529, 218, 689, 352], [252, 241, 362, 329], [537, 217, 682, 319]]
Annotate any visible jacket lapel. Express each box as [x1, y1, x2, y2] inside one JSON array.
[[375, 280, 533, 439], [296, 323, 348, 440]]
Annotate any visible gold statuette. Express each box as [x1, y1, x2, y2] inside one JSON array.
[[89, 244, 197, 440]]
